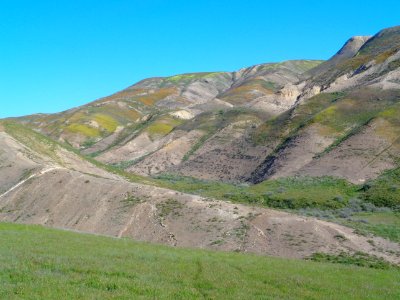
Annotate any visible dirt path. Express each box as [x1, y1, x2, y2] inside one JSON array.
[[0, 167, 62, 199]]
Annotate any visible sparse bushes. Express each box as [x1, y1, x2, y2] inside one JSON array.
[[297, 198, 400, 243], [155, 174, 359, 210], [308, 251, 398, 269], [81, 138, 98, 149], [362, 168, 400, 208], [121, 193, 143, 206], [156, 199, 184, 218], [223, 192, 263, 205], [360, 168, 400, 209], [254, 176, 357, 209], [333, 234, 348, 242], [297, 198, 387, 220]]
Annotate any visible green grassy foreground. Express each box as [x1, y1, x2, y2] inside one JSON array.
[[0, 223, 399, 299]]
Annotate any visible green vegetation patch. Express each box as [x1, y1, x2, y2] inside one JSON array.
[[145, 116, 183, 140], [1, 223, 400, 299], [81, 138, 98, 148], [311, 91, 389, 134], [362, 167, 400, 208], [156, 198, 184, 218], [146, 122, 174, 136], [93, 113, 119, 132], [296, 197, 400, 243], [343, 211, 400, 243], [66, 123, 101, 137], [155, 174, 358, 210], [308, 251, 398, 270], [121, 193, 143, 207], [253, 177, 358, 209]]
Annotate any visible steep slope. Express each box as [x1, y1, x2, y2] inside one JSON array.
[[15, 60, 319, 150], [302, 26, 400, 96], [1, 122, 399, 263], [307, 35, 371, 77], [248, 26, 400, 184], [7, 26, 400, 188], [248, 88, 400, 184], [110, 61, 320, 180], [11, 60, 320, 182]]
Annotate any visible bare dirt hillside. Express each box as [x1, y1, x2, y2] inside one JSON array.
[[14, 60, 322, 182], [1, 126, 399, 263]]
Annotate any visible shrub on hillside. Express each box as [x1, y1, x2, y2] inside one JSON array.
[[362, 168, 400, 208]]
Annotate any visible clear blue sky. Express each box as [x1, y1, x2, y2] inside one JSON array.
[[1, 0, 399, 118]]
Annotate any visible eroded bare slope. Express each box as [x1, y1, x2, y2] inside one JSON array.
[[1, 124, 399, 263], [16, 27, 400, 184]]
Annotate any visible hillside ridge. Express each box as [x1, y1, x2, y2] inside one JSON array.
[[1, 25, 400, 265]]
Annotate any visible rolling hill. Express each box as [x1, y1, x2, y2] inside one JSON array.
[[1, 25, 400, 273]]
